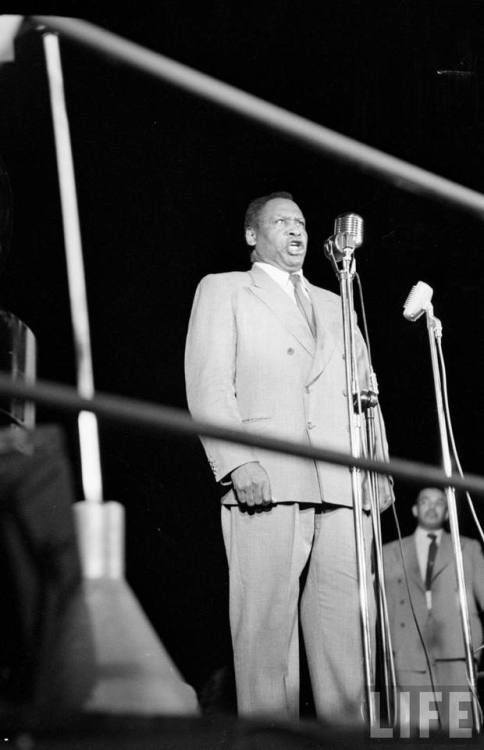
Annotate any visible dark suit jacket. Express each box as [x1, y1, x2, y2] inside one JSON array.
[[383, 531, 484, 671]]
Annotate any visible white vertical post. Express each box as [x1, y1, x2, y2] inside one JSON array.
[[42, 31, 103, 503]]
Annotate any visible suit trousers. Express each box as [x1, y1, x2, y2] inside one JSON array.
[[221, 502, 374, 724]]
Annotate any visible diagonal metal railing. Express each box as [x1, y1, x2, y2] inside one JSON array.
[[1, 373, 484, 498], [30, 15, 484, 220]]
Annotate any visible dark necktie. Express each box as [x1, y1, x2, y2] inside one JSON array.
[[425, 533, 437, 591], [289, 274, 316, 337]]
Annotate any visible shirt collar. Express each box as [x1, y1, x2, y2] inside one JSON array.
[[253, 262, 306, 288], [416, 526, 443, 544]]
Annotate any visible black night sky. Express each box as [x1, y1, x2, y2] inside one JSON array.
[[1, 1, 484, 696]]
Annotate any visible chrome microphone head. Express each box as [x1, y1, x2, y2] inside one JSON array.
[[403, 281, 434, 321], [333, 213, 364, 252]]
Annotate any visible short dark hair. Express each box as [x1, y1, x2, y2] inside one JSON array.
[[243, 191, 294, 233]]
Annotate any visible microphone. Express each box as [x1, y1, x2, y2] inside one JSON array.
[[403, 281, 433, 321], [334, 213, 364, 252], [324, 213, 364, 260]]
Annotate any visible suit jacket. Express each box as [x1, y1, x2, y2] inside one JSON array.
[[185, 265, 393, 508], [383, 531, 484, 670]]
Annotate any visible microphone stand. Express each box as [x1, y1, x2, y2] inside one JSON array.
[[325, 238, 376, 730], [362, 369, 398, 729], [424, 307, 481, 732]]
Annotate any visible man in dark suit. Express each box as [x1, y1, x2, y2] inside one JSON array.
[[185, 191, 393, 724], [383, 487, 484, 732]]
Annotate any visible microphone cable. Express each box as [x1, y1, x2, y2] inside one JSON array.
[[436, 330, 484, 725], [353, 271, 402, 725], [436, 335, 484, 547]]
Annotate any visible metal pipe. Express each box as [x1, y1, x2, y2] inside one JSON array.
[[2, 374, 484, 497], [29, 15, 484, 220], [42, 31, 103, 503]]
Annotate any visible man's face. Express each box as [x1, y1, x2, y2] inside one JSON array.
[[412, 487, 448, 531], [247, 198, 308, 272]]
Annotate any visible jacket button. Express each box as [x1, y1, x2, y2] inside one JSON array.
[[287, 347, 295, 355], [400, 600, 405, 605], [400, 623, 405, 628], [307, 421, 315, 430]]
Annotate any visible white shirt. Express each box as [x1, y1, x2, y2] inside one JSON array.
[[253, 262, 310, 304]]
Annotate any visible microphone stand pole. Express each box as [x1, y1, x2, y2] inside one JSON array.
[[331, 243, 376, 729], [363, 372, 398, 728], [424, 309, 481, 732]]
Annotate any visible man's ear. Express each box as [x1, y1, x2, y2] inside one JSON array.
[[412, 505, 418, 519], [245, 227, 256, 247]]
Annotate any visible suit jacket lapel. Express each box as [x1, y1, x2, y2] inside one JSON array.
[[305, 282, 337, 386], [248, 266, 315, 355], [407, 535, 425, 592]]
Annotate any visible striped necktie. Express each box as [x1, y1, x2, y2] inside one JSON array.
[[289, 274, 316, 337]]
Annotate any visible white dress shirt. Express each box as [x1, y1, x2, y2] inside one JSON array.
[[253, 262, 310, 304]]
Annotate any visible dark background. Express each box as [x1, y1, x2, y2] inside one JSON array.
[[1, 1, 484, 697]]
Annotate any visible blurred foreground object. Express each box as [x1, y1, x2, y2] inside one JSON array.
[[0, 426, 95, 725], [0, 425, 199, 734], [0, 15, 23, 62], [0, 311, 36, 428]]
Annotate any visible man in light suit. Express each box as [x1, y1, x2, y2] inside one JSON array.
[[185, 191, 393, 724], [383, 487, 484, 731]]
